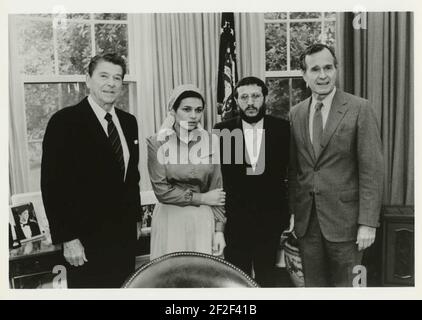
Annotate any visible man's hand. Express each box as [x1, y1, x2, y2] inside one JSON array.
[[212, 231, 226, 256], [63, 239, 88, 267], [356, 225, 376, 251]]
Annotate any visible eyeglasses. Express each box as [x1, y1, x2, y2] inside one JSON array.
[[238, 93, 263, 102]]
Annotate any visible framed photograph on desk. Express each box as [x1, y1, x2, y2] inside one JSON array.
[[10, 202, 45, 243]]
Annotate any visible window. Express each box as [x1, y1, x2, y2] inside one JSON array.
[[264, 12, 336, 120], [11, 14, 137, 191]]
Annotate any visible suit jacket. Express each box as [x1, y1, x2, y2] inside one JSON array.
[[289, 89, 383, 242], [214, 115, 290, 242], [41, 97, 141, 256], [15, 220, 41, 241]]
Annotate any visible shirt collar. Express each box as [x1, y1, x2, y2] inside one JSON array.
[[88, 95, 117, 121], [311, 87, 337, 110]]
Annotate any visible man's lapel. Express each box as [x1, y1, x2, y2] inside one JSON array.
[[79, 98, 124, 178], [317, 89, 349, 161], [115, 108, 137, 182], [298, 97, 316, 163], [115, 108, 133, 157], [234, 117, 250, 168], [79, 98, 113, 154]]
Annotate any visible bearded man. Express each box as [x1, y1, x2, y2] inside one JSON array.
[[214, 76, 290, 287]]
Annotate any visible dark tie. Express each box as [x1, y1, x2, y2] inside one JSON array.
[[105, 113, 125, 179], [312, 102, 324, 158]]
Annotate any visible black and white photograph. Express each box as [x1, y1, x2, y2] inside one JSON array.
[[2, 0, 420, 301], [10, 202, 43, 243]]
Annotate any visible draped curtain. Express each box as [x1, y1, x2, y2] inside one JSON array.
[[234, 13, 265, 80], [9, 16, 31, 195], [336, 12, 414, 205]]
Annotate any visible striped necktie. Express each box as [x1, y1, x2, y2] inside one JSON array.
[[105, 113, 125, 179], [312, 102, 324, 158]]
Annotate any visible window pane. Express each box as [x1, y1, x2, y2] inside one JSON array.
[[324, 21, 336, 48], [65, 14, 90, 19], [95, 24, 128, 69], [25, 83, 60, 142], [17, 19, 54, 75], [266, 78, 290, 120], [290, 22, 322, 70], [59, 83, 90, 108], [264, 12, 287, 20], [290, 12, 321, 19], [292, 78, 311, 106], [57, 22, 92, 75], [24, 83, 89, 142], [325, 12, 336, 19], [93, 13, 127, 20], [265, 23, 287, 71], [28, 141, 42, 191]]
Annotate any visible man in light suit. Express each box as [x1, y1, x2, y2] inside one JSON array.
[[41, 53, 141, 288], [289, 44, 383, 287], [214, 76, 290, 287]]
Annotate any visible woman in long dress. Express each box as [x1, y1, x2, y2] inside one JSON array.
[[147, 84, 226, 260]]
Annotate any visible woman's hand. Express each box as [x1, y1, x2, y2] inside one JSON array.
[[202, 188, 226, 206], [212, 231, 226, 256]]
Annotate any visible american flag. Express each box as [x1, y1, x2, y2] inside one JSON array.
[[217, 13, 238, 121]]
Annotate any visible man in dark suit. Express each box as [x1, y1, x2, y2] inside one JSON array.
[[214, 76, 290, 287], [41, 53, 141, 288], [289, 44, 383, 287]]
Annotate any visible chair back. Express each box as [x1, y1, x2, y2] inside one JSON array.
[[123, 252, 259, 288]]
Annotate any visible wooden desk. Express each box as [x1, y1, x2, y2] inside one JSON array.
[[381, 206, 414, 286], [9, 234, 151, 288], [9, 237, 64, 288]]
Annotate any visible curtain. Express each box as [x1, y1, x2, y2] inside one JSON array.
[[131, 13, 222, 190], [336, 12, 414, 206], [9, 16, 31, 195], [234, 13, 265, 80], [151, 13, 221, 132]]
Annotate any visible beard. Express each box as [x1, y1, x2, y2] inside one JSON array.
[[239, 103, 267, 124]]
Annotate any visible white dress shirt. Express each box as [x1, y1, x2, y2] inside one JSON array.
[[242, 118, 264, 172], [21, 224, 32, 239], [309, 87, 337, 143], [88, 95, 130, 179]]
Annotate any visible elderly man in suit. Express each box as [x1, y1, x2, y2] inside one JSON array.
[[289, 44, 383, 287], [41, 53, 141, 288], [214, 76, 290, 287]]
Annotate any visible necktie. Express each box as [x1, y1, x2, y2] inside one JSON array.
[[105, 113, 125, 179], [312, 102, 324, 158]]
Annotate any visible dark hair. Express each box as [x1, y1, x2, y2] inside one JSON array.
[[234, 76, 268, 98], [172, 91, 205, 111], [299, 43, 338, 72], [88, 53, 127, 78]]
